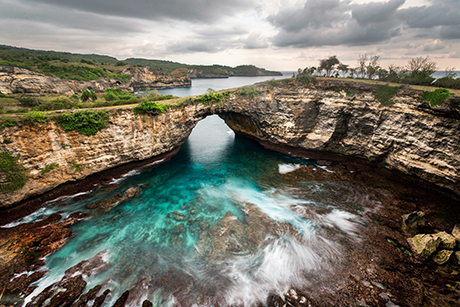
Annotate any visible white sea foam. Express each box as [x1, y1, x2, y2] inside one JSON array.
[[109, 169, 141, 185], [278, 163, 301, 174]]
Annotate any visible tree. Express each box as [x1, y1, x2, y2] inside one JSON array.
[[319, 55, 340, 77], [406, 56, 437, 78], [400, 56, 437, 85], [337, 63, 349, 77], [357, 53, 368, 78], [366, 55, 381, 79]]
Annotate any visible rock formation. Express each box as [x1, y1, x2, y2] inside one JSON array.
[[0, 65, 190, 95], [1, 79, 459, 208]]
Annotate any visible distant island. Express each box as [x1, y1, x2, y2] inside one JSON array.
[[0, 45, 282, 81]]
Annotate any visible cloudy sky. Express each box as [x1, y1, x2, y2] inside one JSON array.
[[1, 0, 459, 71]]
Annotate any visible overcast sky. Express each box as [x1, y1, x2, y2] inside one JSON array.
[[1, 0, 459, 71]]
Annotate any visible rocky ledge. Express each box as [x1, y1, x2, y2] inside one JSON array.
[[0, 78, 459, 208], [0, 66, 190, 96]]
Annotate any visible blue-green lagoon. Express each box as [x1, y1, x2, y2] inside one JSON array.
[[8, 115, 380, 306]]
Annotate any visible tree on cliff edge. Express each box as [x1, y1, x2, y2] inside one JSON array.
[[319, 56, 340, 77]]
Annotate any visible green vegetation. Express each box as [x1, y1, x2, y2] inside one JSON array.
[[80, 89, 97, 102], [2, 119, 18, 127], [104, 88, 133, 101], [420, 88, 451, 106], [3, 139, 13, 144], [22, 111, 47, 124], [56, 110, 109, 135], [37, 97, 75, 111], [296, 75, 317, 85], [236, 86, 260, 98], [19, 96, 42, 107], [373, 85, 398, 105], [123, 58, 281, 76], [0, 45, 131, 83], [185, 90, 231, 105], [0, 152, 27, 193], [133, 101, 169, 115], [71, 160, 82, 172], [41, 162, 59, 175]]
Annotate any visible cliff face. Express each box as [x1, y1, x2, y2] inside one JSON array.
[[219, 81, 460, 196], [0, 65, 190, 95], [0, 104, 210, 207], [1, 79, 459, 207]]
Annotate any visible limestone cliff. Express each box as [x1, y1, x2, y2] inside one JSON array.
[[1, 79, 459, 207], [0, 65, 190, 95]]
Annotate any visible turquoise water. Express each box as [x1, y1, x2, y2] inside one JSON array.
[[155, 73, 293, 97], [13, 115, 375, 306]]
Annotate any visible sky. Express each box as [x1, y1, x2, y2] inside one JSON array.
[[1, 0, 459, 71]]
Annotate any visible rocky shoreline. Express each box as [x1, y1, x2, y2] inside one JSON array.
[[1, 150, 459, 307]]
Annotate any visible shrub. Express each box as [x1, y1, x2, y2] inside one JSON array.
[[187, 91, 231, 105], [432, 77, 460, 90], [133, 101, 169, 115], [22, 111, 47, 124], [296, 75, 317, 85], [2, 119, 18, 127], [80, 89, 97, 102], [0, 152, 27, 193], [236, 86, 260, 98], [70, 94, 79, 101], [19, 96, 42, 107], [373, 85, 398, 105], [103, 91, 118, 101], [420, 88, 451, 106], [0, 91, 6, 98], [103, 88, 133, 101], [41, 162, 59, 175], [3, 139, 13, 144], [56, 110, 109, 135], [37, 98, 75, 111]]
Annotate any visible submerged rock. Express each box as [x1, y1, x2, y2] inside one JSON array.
[[125, 187, 139, 198], [402, 211, 425, 236], [167, 211, 186, 221], [112, 290, 130, 307], [25, 274, 86, 307], [432, 250, 453, 265], [407, 234, 441, 260]]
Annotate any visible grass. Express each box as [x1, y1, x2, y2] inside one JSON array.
[[373, 85, 399, 105], [0, 152, 27, 193]]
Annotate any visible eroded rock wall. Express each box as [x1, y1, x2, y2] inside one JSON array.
[[0, 103, 211, 207], [1, 79, 459, 207], [219, 81, 460, 196]]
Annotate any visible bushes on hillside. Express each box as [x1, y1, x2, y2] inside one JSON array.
[[56, 110, 109, 135], [104, 88, 133, 101]]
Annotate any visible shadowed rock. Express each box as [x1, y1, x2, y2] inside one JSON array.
[[25, 274, 86, 307]]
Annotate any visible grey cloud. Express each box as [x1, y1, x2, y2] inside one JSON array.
[[167, 40, 225, 53], [244, 32, 269, 49], [22, 0, 255, 23], [269, 0, 404, 48], [269, 0, 460, 49], [352, 0, 404, 26], [398, 0, 460, 29], [1, 0, 144, 34]]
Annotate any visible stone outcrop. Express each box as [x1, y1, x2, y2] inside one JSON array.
[[402, 211, 425, 236], [407, 234, 441, 260], [0, 65, 190, 95], [1, 79, 459, 208], [121, 66, 191, 89]]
